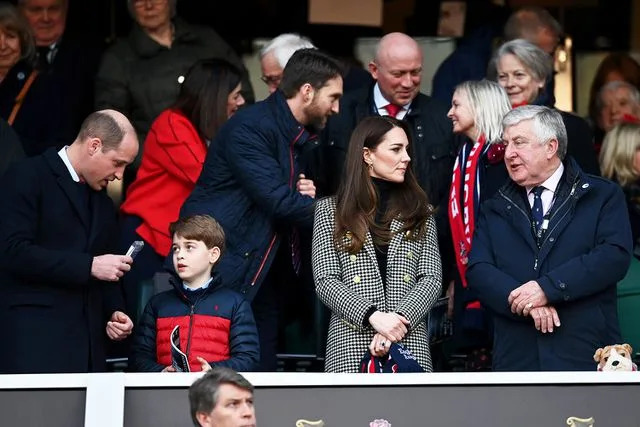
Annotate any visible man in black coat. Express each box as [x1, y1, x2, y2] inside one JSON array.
[[0, 110, 138, 373], [312, 32, 457, 210], [0, 118, 24, 177]]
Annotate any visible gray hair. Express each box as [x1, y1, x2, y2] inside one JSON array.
[[127, 0, 177, 20], [493, 39, 553, 83], [596, 80, 640, 113], [504, 6, 562, 42], [0, 2, 35, 63], [188, 368, 254, 426], [260, 33, 315, 68], [502, 105, 567, 160], [455, 80, 512, 144]]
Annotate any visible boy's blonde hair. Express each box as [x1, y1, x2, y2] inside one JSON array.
[[169, 215, 226, 256]]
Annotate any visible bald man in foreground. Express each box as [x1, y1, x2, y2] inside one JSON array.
[[0, 110, 139, 373], [313, 32, 456, 208]]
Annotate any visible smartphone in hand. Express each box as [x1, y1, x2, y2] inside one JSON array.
[[126, 240, 145, 260]]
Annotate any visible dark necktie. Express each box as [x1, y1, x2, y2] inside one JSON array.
[[384, 103, 402, 118], [531, 186, 545, 233]]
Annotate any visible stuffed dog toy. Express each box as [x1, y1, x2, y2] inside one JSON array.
[[593, 343, 637, 371]]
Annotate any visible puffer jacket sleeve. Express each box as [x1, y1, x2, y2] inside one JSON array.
[[210, 297, 260, 372], [130, 298, 165, 372]]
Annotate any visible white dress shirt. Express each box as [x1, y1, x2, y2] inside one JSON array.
[[525, 163, 565, 216], [373, 83, 410, 120], [57, 146, 80, 182]]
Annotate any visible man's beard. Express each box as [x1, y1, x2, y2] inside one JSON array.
[[305, 101, 329, 133]]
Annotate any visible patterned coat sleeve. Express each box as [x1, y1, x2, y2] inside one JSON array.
[[312, 199, 375, 329], [393, 214, 443, 326]]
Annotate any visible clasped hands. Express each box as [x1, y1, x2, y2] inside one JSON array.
[[367, 311, 410, 357], [508, 280, 560, 333]]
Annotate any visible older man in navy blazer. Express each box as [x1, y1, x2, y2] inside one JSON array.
[[0, 110, 138, 373], [467, 105, 632, 371]]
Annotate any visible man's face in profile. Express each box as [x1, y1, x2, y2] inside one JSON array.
[[197, 383, 256, 427]]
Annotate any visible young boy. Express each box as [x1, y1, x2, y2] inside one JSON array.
[[130, 215, 259, 372]]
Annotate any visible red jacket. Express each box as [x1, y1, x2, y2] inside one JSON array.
[[121, 109, 207, 255]]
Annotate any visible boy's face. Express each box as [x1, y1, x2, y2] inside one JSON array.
[[172, 234, 220, 285]]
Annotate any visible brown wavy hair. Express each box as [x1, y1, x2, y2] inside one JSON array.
[[333, 116, 431, 254]]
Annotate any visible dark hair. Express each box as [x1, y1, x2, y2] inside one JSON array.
[[188, 368, 254, 426], [334, 116, 430, 254], [172, 58, 242, 142], [169, 214, 226, 256], [77, 111, 126, 151], [279, 48, 343, 99], [503, 6, 562, 41], [588, 53, 640, 125], [0, 2, 35, 65]]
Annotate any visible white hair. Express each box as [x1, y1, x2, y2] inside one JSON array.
[[260, 33, 315, 68], [502, 105, 567, 159]]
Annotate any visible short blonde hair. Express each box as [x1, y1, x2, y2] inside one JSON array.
[[600, 122, 640, 186]]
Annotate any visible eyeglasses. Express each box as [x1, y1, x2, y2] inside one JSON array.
[[131, 0, 165, 8], [261, 74, 282, 86]]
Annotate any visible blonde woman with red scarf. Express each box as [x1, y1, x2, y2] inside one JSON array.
[[445, 80, 511, 370]]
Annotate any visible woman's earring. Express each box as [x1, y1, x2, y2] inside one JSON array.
[[366, 162, 373, 170]]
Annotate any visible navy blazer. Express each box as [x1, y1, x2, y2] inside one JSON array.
[[467, 158, 632, 371], [0, 149, 123, 373]]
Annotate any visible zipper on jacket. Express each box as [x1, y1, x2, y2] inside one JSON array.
[[185, 304, 195, 358], [250, 233, 277, 286], [249, 128, 305, 288]]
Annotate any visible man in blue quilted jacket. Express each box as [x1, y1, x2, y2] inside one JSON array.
[[181, 48, 343, 370]]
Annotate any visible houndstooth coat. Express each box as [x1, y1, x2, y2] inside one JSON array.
[[312, 197, 442, 373]]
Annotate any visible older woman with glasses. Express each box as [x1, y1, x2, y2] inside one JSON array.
[[492, 39, 600, 175]]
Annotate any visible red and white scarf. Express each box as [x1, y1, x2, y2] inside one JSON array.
[[448, 134, 486, 288]]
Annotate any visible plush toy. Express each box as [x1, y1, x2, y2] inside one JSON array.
[[593, 343, 637, 371]]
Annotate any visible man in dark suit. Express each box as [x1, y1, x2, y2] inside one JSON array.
[[312, 32, 456, 210], [467, 106, 632, 371], [0, 110, 138, 373]]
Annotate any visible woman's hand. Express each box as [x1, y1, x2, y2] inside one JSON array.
[[369, 333, 391, 357], [368, 311, 410, 342]]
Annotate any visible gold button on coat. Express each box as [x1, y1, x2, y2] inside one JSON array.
[[350, 254, 357, 262], [403, 274, 411, 283], [353, 275, 361, 284]]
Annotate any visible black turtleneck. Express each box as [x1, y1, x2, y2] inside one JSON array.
[[372, 177, 398, 286]]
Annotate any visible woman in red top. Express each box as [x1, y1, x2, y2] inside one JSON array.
[[119, 58, 245, 318]]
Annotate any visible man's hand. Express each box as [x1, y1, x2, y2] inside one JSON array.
[[368, 311, 410, 342], [196, 356, 212, 372], [508, 280, 548, 316], [529, 305, 561, 333], [162, 366, 176, 372], [91, 254, 133, 281], [296, 174, 316, 198], [106, 311, 133, 341], [368, 333, 391, 357]]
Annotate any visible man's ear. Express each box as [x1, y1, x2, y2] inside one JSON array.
[[195, 411, 211, 427], [368, 61, 379, 80], [546, 138, 559, 159], [88, 137, 102, 156], [301, 83, 314, 104]]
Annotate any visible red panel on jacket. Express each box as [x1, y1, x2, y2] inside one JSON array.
[[121, 109, 207, 256], [156, 314, 231, 371]]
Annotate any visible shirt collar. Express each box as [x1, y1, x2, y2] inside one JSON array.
[[526, 162, 564, 195], [183, 277, 213, 292], [57, 146, 80, 182], [373, 83, 410, 112]]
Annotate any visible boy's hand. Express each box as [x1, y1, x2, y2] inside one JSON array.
[[106, 311, 133, 341], [196, 356, 212, 372], [162, 366, 176, 372]]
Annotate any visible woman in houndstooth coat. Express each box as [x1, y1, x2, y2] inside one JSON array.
[[312, 116, 442, 373]]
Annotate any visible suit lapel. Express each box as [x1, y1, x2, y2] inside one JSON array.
[[386, 218, 404, 266], [45, 149, 91, 231]]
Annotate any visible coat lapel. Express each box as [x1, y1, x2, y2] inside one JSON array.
[[45, 149, 91, 231], [386, 218, 404, 267]]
